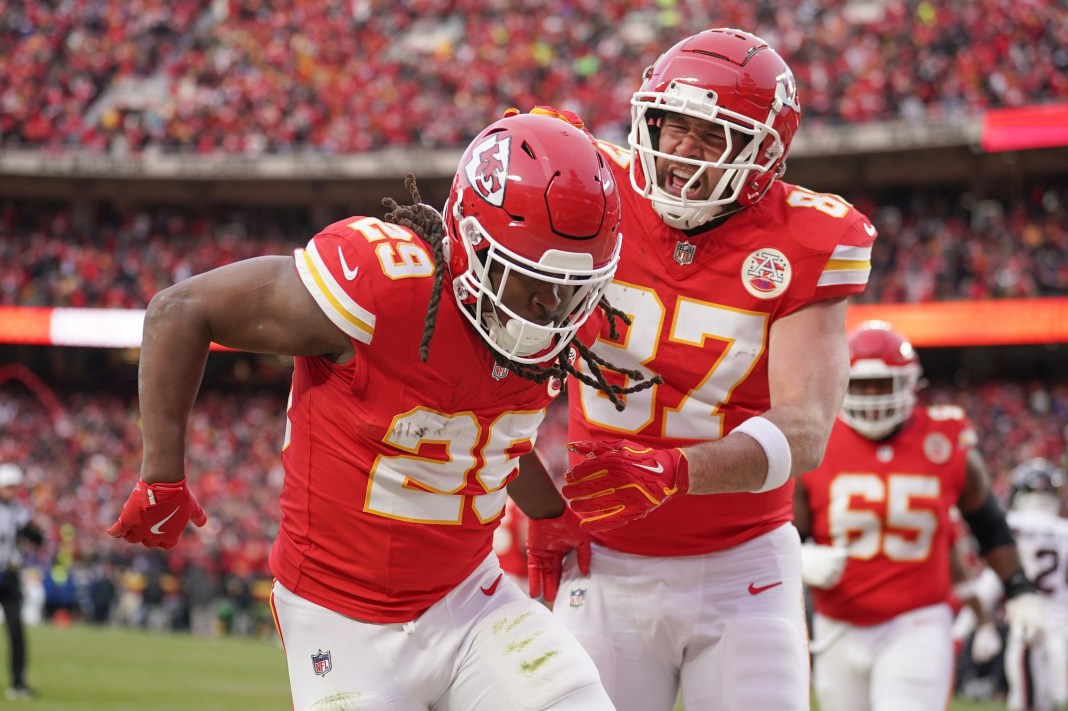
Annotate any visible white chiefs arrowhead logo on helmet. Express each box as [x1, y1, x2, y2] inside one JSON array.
[[465, 135, 511, 207]]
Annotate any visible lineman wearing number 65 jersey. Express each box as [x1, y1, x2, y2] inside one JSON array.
[[107, 114, 652, 711], [794, 321, 1044, 711], [523, 28, 876, 711]]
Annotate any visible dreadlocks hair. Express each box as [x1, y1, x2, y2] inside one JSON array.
[[383, 173, 661, 412], [382, 173, 447, 363]]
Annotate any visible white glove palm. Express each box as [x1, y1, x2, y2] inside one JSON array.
[[800, 542, 848, 589], [970, 621, 1003, 663], [1005, 592, 1045, 644]]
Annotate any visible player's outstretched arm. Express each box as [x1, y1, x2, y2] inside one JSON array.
[[109, 256, 350, 549], [681, 297, 850, 495]]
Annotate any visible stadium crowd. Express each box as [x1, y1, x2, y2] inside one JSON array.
[[2, 181, 1066, 308], [2, 0, 1067, 153], [0, 0, 1065, 689], [0, 372, 1064, 636]]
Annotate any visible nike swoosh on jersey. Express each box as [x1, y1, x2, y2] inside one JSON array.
[[149, 508, 180, 535], [864, 222, 877, 237], [480, 573, 504, 596], [634, 462, 664, 474], [748, 581, 783, 595], [338, 246, 359, 281]]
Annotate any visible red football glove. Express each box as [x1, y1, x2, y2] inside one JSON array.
[[106, 478, 208, 549], [503, 105, 592, 137], [562, 440, 689, 533], [526, 508, 591, 603]]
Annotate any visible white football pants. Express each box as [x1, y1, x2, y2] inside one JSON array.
[[553, 522, 810, 711], [1005, 602, 1068, 711], [811, 603, 954, 711], [271, 553, 614, 711]]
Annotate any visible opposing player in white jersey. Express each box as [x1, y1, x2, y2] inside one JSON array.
[[522, 29, 875, 711], [795, 321, 1045, 711], [1005, 458, 1068, 711], [106, 113, 653, 710]]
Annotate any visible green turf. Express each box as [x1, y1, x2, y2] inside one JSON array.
[[12, 622, 1009, 710], [17, 622, 290, 710]]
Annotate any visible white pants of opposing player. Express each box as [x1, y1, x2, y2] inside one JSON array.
[[271, 554, 614, 711], [553, 522, 809, 711], [811, 603, 954, 711], [1005, 602, 1068, 711]]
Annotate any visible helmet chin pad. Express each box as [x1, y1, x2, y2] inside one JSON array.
[[484, 311, 554, 357], [650, 198, 723, 230]]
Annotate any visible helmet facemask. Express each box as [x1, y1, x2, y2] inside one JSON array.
[[449, 198, 620, 364], [630, 80, 785, 230], [840, 360, 921, 440], [1009, 459, 1065, 516]]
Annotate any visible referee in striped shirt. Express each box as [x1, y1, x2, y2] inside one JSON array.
[[0, 463, 43, 701]]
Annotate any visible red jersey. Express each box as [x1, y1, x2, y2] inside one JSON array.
[[271, 216, 565, 623], [568, 143, 876, 556], [799, 407, 976, 625], [493, 499, 528, 580]]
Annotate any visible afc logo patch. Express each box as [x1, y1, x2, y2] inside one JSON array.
[[311, 649, 333, 677], [923, 432, 953, 465], [569, 588, 587, 608], [465, 134, 512, 207], [741, 247, 791, 299]]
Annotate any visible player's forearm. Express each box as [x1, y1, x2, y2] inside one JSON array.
[[683, 407, 831, 495], [982, 544, 1027, 591], [138, 284, 212, 485], [510, 450, 566, 519]]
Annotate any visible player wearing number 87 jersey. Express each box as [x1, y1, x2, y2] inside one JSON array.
[[522, 28, 875, 711], [794, 321, 1042, 711], [107, 113, 652, 711]]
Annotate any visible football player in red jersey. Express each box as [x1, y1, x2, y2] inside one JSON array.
[[523, 28, 876, 711], [106, 113, 652, 711], [794, 321, 1044, 711]]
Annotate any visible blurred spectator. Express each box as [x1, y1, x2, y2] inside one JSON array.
[[2, 0, 1067, 154], [0, 462, 44, 700]]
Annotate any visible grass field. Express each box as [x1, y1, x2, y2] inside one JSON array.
[[13, 622, 1008, 710]]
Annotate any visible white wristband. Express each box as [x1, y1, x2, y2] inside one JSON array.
[[733, 416, 792, 493]]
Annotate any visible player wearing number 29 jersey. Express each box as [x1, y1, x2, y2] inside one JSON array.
[[274, 215, 566, 623], [111, 113, 636, 711]]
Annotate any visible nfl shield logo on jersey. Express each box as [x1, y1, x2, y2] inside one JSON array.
[[491, 362, 509, 381], [673, 240, 696, 265], [569, 588, 587, 608], [311, 649, 332, 677]]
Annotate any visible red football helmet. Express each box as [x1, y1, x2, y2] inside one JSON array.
[[444, 113, 622, 364], [630, 28, 801, 229], [841, 321, 922, 440]]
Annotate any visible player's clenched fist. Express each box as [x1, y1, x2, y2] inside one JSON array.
[[563, 440, 689, 532], [527, 509, 591, 603], [107, 478, 207, 549]]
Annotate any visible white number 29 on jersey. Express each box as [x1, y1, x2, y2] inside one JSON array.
[[364, 408, 543, 525]]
